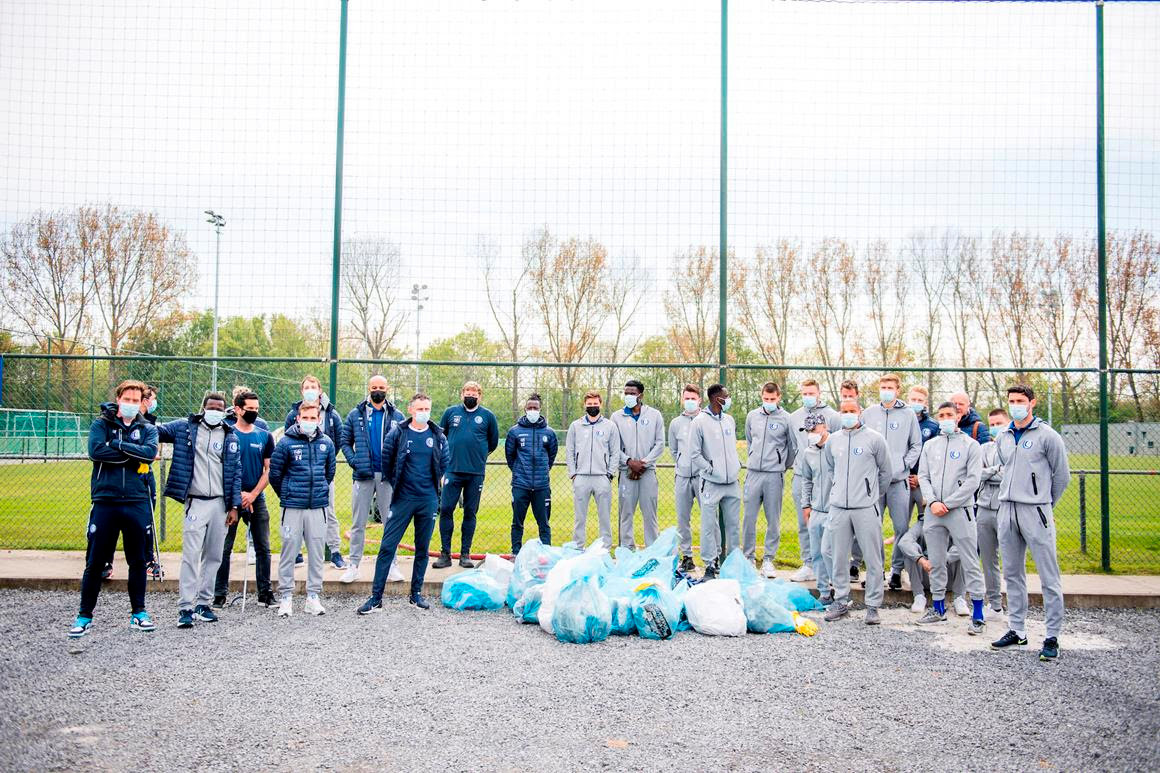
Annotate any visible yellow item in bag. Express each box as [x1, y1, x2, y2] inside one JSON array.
[[792, 611, 819, 637]]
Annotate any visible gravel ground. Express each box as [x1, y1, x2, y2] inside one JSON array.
[[1, 589, 1157, 772]]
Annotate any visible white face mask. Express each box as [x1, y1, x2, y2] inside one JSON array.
[[414, 410, 431, 425], [840, 413, 858, 429], [302, 388, 320, 404], [879, 389, 896, 404], [623, 394, 638, 409], [299, 420, 319, 435], [525, 410, 541, 424], [811, 432, 826, 448], [203, 409, 225, 426]]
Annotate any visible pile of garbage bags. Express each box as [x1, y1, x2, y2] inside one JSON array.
[[441, 527, 821, 644]]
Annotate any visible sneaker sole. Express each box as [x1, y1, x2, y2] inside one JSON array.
[[177, 622, 193, 629], [915, 619, 948, 625], [68, 629, 90, 639], [357, 607, 381, 616], [193, 616, 217, 623], [991, 642, 1028, 650], [1039, 653, 1058, 662]]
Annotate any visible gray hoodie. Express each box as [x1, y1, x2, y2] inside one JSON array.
[[688, 408, 742, 485], [799, 435, 832, 513], [918, 430, 984, 511], [668, 410, 701, 478], [745, 405, 797, 473], [976, 440, 1003, 510], [610, 405, 666, 471], [823, 424, 892, 510], [788, 402, 841, 474], [566, 416, 620, 478], [995, 417, 1070, 507], [860, 398, 921, 482]]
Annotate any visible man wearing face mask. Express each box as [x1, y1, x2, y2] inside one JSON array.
[[950, 391, 990, 445], [991, 385, 1069, 661], [822, 398, 891, 625], [157, 392, 242, 628], [788, 379, 841, 583], [358, 394, 450, 613], [609, 380, 666, 549], [508, 394, 559, 554], [915, 402, 986, 634], [567, 391, 619, 549], [859, 374, 921, 591], [904, 385, 940, 518], [212, 391, 275, 608], [688, 384, 741, 579], [743, 381, 796, 577], [798, 414, 834, 605], [340, 375, 405, 583], [69, 380, 161, 639], [435, 381, 500, 568], [975, 407, 1009, 619], [286, 375, 346, 570], [668, 384, 703, 572]]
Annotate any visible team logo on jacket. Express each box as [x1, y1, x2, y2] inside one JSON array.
[[425, 437, 434, 448], [541, 436, 549, 444], [292, 448, 303, 461], [1022, 440, 1034, 449], [852, 447, 864, 456], [923, 428, 932, 438], [949, 450, 961, 460], [320, 443, 327, 452], [642, 418, 650, 426], [229, 441, 238, 453], [131, 429, 140, 440], [596, 430, 604, 437], [213, 441, 223, 451], [889, 421, 899, 430], [475, 416, 483, 424], [452, 416, 461, 427]]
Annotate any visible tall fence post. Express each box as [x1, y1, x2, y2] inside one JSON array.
[[43, 337, 51, 460], [328, 0, 350, 401], [717, 0, 729, 562], [1079, 472, 1087, 555], [1095, 0, 1111, 572]]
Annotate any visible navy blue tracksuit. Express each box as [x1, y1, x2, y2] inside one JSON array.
[[504, 416, 558, 554], [437, 403, 499, 555]]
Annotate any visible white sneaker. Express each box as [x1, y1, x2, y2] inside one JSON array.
[[984, 605, 1005, 621], [953, 597, 969, 617], [789, 564, 815, 583], [760, 557, 776, 578], [910, 596, 927, 613], [340, 564, 359, 584], [277, 598, 293, 618], [304, 595, 326, 616]]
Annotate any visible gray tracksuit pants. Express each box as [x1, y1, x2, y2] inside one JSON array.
[[790, 474, 812, 564], [618, 468, 659, 548], [350, 473, 394, 566], [573, 474, 613, 548], [699, 480, 741, 563], [674, 474, 699, 557], [922, 507, 985, 602], [999, 501, 1065, 638], [881, 479, 912, 576], [278, 507, 326, 599], [179, 497, 228, 610], [909, 481, 924, 520], [325, 480, 341, 553], [830, 505, 884, 608], [975, 505, 1003, 609], [743, 470, 785, 562]]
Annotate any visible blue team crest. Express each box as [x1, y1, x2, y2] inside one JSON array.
[[889, 421, 900, 430], [642, 418, 650, 426], [769, 422, 780, 430], [475, 415, 483, 424], [922, 428, 932, 438], [852, 447, 864, 456], [1022, 439, 1034, 449], [949, 450, 961, 460], [320, 443, 327, 452], [229, 441, 238, 453], [213, 441, 223, 452], [426, 437, 434, 448], [131, 429, 140, 440], [596, 430, 605, 437]]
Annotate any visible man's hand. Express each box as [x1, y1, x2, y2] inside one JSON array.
[[226, 508, 239, 527], [627, 458, 645, 476], [930, 502, 949, 516], [240, 490, 255, 510], [918, 557, 932, 572], [802, 506, 811, 524], [908, 474, 919, 489]]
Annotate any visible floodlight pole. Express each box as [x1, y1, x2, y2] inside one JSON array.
[[204, 210, 226, 392], [1095, 0, 1111, 571], [329, 0, 350, 401]]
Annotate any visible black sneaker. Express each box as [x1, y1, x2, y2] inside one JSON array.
[[702, 561, 719, 580], [849, 565, 859, 582], [888, 573, 902, 592], [177, 609, 194, 628], [678, 555, 696, 573], [356, 597, 382, 616], [409, 593, 431, 610], [432, 552, 452, 569], [257, 592, 276, 608], [212, 595, 227, 609], [101, 562, 113, 581], [295, 553, 304, 565], [459, 555, 475, 568], [991, 630, 1028, 650], [1039, 637, 1059, 661]]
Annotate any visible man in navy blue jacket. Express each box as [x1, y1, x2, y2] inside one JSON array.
[[358, 393, 450, 614], [505, 393, 558, 555], [434, 380, 499, 569], [285, 374, 346, 569], [339, 374, 405, 583], [69, 380, 160, 638], [157, 392, 242, 628], [270, 401, 336, 618]]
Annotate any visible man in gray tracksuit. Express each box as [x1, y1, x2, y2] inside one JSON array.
[[991, 385, 1069, 660], [668, 384, 703, 572], [916, 402, 986, 632], [609, 379, 666, 549], [798, 415, 834, 602], [788, 379, 842, 581], [743, 382, 796, 576], [975, 408, 1008, 615], [567, 391, 620, 548], [687, 384, 740, 578], [897, 519, 965, 603], [860, 375, 921, 585], [823, 399, 891, 624]]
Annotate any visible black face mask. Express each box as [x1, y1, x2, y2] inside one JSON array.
[[585, 406, 601, 417], [241, 410, 259, 424], [463, 396, 478, 409], [370, 390, 387, 405]]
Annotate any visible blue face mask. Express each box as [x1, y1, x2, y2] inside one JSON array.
[[1008, 403, 1029, 422], [721, 397, 732, 412], [840, 413, 858, 429], [683, 399, 699, 413], [118, 402, 140, 420], [879, 389, 896, 404], [415, 410, 431, 425], [762, 401, 778, 413], [938, 419, 957, 436], [908, 402, 924, 414], [989, 424, 1003, 439], [299, 420, 319, 436], [802, 395, 818, 409], [623, 394, 638, 409]]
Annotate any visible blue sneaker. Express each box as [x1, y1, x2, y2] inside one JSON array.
[[177, 609, 194, 628], [295, 553, 304, 565], [129, 611, 156, 632], [68, 616, 93, 639], [356, 597, 382, 616], [330, 552, 347, 570], [1039, 637, 1059, 661], [193, 605, 218, 623], [409, 593, 431, 610]]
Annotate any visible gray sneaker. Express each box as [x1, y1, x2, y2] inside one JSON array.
[[916, 608, 947, 625], [824, 602, 849, 622], [967, 617, 986, 636], [864, 607, 881, 626]]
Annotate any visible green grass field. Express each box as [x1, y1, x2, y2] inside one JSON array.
[[1, 453, 1157, 573]]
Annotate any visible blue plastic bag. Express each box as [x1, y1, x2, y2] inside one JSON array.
[[507, 539, 579, 608], [512, 584, 544, 624], [551, 576, 612, 644], [612, 552, 677, 590], [441, 569, 505, 611], [770, 578, 823, 612], [603, 577, 637, 636], [739, 581, 797, 633], [719, 548, 762, 587], [638, 527, 679, 561], [631, 581, 682, 640]]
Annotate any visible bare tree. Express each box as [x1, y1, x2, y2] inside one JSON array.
[[907, 231, 947, 395], [597, 256, 647, 406], [481, 234, 529, 421], [1030, 234, 1091, 422], [967, 246, 1005, 407], [664, 246, 721, 387], [944, 233, 980, 400], [990, 230, 1043, 378], [806, 238, 858, 397], [341, 237, 407, 359], [863, 238, 908, 366], [1098, 230, 1160, 419], [732, 239, 800, 379]]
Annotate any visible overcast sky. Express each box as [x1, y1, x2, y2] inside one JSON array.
[[1, 0, 1156, 351]]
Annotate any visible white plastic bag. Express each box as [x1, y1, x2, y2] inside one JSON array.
[[538, 540, 609, 635], [683, 579, 747, 637], [482, 554, 514, 587]]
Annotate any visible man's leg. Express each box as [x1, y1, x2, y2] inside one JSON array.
[[78, 504, 120, 618], [530, 487, 552, 546], [595, 476, 614, 549], [674, 475, 695, 558], [214, 516, 241, 600], [249, 497, 272, 596], [460, 473, 484, 555], [122, 502, 150, 614], [197, 499, 228, 608], [178, 499, 210, 611], [699, 484, 721, 564], [946, 508, 986, 605], [325, 480, 341, 554], [742, 470, 765, 560], [348, 477, 374, 567], [369, 497, 416, 601], [762, 472, 786, 563], [923, 517, 951, 604], [1025, 504, 1065, 639], [408, 498, 439, 597], [617, 474, 639, 549], [720, 486, 742, 556], [302, 507, 326, 598], [571, 478, 590, 547], [511, 486, 532, 554], [791, 473, 812, 565], [807, 509, 829, 594], [438, 472, 467, 555], [828, 507, 855, 606], [277, 508, 305, 601], [852, 507, 885, 609], [998, 502, 1029, 636], [886, 480, 912, 577], [639, 468, 659, 547], [818, 511, 834, 593], [976, 505, 1003, 609]]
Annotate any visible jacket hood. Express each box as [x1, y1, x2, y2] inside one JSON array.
[[517, 415, 548, 429], [189, 413, 235, 434], [959, 407, 983, 426], [881, 398, 907, 410]]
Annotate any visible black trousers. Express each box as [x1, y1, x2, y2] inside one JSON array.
[[511, 486, 551, 555], [213, 495, 272, 597], [79, 501, 151, 617]]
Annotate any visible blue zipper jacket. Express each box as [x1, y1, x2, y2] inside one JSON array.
[[505, 416, 558, 490], [382, 420, 450, 495], [157, 415, 243, 508], [87, 403, 159, 503], [341, 399, 405, 480], [269, 424, 337, 509]]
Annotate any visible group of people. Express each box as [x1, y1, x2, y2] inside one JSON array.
[[69, 372, 1070, 659]]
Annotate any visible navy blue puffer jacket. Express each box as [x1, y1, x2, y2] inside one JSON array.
[[505, 416, 558, 490], [88, 403, 159, 503], [269, 424, 337, 509], [341, 399, 405, 480]]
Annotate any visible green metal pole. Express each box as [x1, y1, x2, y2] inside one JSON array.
[[718, 0, 728, 387], [328, 0, 350, 400], [1095, 1, 1111, 572]]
